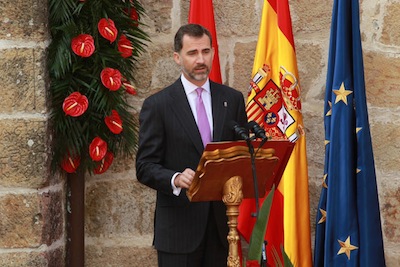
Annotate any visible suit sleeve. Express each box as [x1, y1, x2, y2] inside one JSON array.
[[135, 95, 176, 195]]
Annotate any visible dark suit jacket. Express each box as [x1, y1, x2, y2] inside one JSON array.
[[136, 78, 247, 254]]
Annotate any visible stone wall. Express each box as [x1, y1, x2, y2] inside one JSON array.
[[0, 0, 65, 266], [0, 0, 399, 266]]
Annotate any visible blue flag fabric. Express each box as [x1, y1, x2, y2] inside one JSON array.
[[314, 0, 386, 266]]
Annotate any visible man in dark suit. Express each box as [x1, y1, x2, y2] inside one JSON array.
[[136, 23, 247, 267]]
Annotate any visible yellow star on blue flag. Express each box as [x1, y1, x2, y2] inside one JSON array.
[[337, 236, 358, 260], [333, 82, 352, 105]]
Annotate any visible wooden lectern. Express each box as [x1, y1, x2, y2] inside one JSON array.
[[187, 140, 294, 267]]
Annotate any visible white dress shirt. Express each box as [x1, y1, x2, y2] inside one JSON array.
[[171, 74, 213, 195], [181, 74, 213, 133]]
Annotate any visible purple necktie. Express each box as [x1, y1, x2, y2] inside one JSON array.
[[195, 88, 211, 147]]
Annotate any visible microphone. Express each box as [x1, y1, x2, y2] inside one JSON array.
[[229, 121, 260, 219], [247, 121, 268, 140], [228, 121, 250, 141]]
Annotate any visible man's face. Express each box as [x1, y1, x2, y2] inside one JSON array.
[[174, 34, 214, 86]]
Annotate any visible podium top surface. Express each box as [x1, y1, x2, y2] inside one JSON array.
[[187, 140, 295, 202]]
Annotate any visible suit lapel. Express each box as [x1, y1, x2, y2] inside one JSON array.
[[211, 82, 227, 142], [169, 79, 204, 154]]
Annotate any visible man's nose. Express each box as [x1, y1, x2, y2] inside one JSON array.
[[196, 53, 205, 63]]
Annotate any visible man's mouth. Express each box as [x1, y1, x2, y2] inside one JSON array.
[[195, 65, 207, 71]]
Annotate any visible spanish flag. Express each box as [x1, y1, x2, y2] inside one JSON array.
[[238, 0, 313, 266], [188, 0, 222, 84]]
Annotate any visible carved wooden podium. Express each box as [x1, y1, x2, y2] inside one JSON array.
[[186, 140, 294, 267]]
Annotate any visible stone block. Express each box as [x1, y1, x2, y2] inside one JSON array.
[[178, 1, 261, 37], [86, 241, 156, 267], [132, 43, 180, 98], [0, 190, 64, 249], [290, 0, 332, 38], [40, 190, 65, 246], [46, 246, 65, 267], [0, 47, 47, 114], [0, 0, 48, 41], [102, 153, 137, 175], [302, 110, 326, 237], [302, 109, 325, 168], [0, 118, 48, 188], [308, 179, 322, 238], [180, 0, 190, 26], [232, 41, 257, 95], [380, 181, 400, 243], [363, 51, 400, 108], [385, 243, 400, 267], [178, 0, 260, 37], [296, 43, 325, 101], [0, 193, 43, 248], [369, 120, 400, 174], [0, 246, 64, 266], [86, 178, 155, 238], [214, 0, 260, 37], [141, 0, 173, 35], [0, 251, 48, 267], [380, 2, 400, 46]]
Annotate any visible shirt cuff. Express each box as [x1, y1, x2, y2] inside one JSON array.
[[171, 172, 181, 196]]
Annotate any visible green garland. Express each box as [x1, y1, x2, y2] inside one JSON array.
[[48, 0, 149, 174]]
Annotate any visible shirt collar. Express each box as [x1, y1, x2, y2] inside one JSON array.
[[180, 74, 210, 95]]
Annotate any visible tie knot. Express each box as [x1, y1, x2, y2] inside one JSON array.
[[196, 87, 203, 96]]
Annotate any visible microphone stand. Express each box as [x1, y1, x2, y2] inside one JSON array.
[[247, 134, 269, 266], [247, 134, 268, 218], [231, 121, 268, 265], [246, 137, 259, 218]]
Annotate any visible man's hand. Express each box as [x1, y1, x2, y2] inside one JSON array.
[[174, 168, 195, 189]]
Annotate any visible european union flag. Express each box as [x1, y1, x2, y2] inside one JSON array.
[[314, 0, 386, 266]]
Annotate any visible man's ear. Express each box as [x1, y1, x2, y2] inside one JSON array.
[[173, 52, 181, 65]]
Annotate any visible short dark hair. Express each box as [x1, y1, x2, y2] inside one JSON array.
[[174, 24, 212, 52]]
